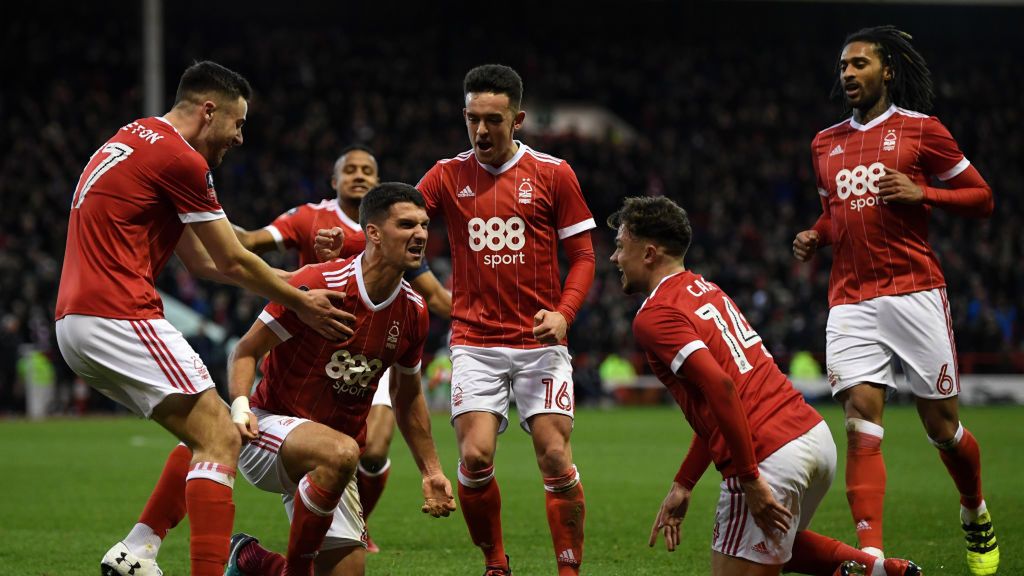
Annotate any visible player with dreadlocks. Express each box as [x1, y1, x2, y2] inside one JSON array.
[[792, 26, 999, 576]]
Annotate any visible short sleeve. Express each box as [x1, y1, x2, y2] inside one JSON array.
[[553, 162, 596, 239], [920, 117, 969, 182], [811, 134, 829, 199], [266, 205, 308, 251], [416, 162, 445, 215], [161, 153, 225, 223], [394, 303, 429, 374], [634, 305, 707, 375], [256, 265, 327, 340]]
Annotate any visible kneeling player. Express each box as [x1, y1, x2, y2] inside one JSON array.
[[610, 196, 921, 576], [225, 183, 455, 576]]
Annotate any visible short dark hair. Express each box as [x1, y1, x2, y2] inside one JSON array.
[[463, 64, 523, 111], [359, 182, 426, 230], [607, 196, 692, 259], [174, 60, 252, 106], [333, 144, 377, 174], [833, 26, 934, 113]]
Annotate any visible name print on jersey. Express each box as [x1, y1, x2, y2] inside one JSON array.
[[468, 216, 527, 268]]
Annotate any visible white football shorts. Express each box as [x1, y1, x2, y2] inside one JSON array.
[[370, 368, 392, 408], [450, 345, 574, 434], [826, 288, 960, 399], [711, 421, 836, 565], [55, 315, 216, 418], [237, 409, 365, 550]]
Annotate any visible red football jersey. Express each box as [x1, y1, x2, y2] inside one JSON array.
[[812, 105, 973, 306], [417, 143, 595, 348], [265, 198, 366, 266], [56, 117, 224, 320], [633, 271, 821, 478], [251, 255, 428, 445]]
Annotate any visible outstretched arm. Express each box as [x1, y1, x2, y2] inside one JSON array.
[[390, 369, 456, 517], [411, 271, 453, 320], [233, 224, 282, 255], [227, 320, 282, 441]]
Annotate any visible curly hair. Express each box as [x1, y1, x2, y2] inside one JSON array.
[[607, 196, 692, 259]]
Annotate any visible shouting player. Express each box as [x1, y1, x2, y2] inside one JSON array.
[[234, 144, 452, 552], [55, 61, 353, 576], [224, 183, 454, 576], [417, 64, 596, 575], [792, 26, 997, 575], [614, 196, 920, 576]]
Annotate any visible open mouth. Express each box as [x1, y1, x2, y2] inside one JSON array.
[[408, 245, 425, 257], [476, 141, 493, 152], [844, 82, 860, 98]]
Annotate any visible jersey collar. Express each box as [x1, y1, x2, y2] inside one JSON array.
[[330, 199, 361, 231], [475, 140, 529, 176], [849, 104, 897, 132], [154, 116, 199, 152], [354, 253, 402, 311]]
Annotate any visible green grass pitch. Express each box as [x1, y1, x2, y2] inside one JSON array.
[[0, 405, 1019, 575]]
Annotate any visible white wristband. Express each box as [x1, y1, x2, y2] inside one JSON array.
[[231, 396, 253, 425]]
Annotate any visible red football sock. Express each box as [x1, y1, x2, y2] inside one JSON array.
[[285, 474, 343, 576], [846, 421, 886, 551], [238, 540, 286, 575], [357, 459, 391, 521], [185, 463, 236, 576], [458, 462, 507, 569], [934, 425, 984, 510], [785, 530, 884, 575], [544, 466, 585, 576], [138, 444, 191, 538]]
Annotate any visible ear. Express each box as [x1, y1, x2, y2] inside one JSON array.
[[512, 110, 526, 131], [365, 222, 382, 245], [643, 243, 659, 264], [202, 100, 216, 121], [883, 66, 893, 82]]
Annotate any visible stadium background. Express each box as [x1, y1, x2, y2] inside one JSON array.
[[0, 1, 1022, 574]]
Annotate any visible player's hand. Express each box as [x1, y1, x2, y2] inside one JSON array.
[[792, 230, 820, 262], [877, 166, 924, 205], [296, 289, 356, 340], [649, 482, 691, 552], [230, 397, 259, 441], [420, 472, 456, 518], [740, 475, 792, 538], [533, 309, 568, 344], [314, 227, 345, 262]]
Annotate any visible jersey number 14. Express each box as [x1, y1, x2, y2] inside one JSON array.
[[695, 298, 771, 374]]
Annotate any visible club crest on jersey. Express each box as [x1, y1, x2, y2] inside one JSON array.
[[386, 321, 400, 350], [518, 177, 533, 204], [882, 129, 897, 152]]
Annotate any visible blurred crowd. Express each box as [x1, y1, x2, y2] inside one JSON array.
[[2, 2, 1021, 414]]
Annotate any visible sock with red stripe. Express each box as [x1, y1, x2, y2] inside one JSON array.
[[846, 419, 886, 552], [785, 530, 890, 575], [357, 458, 391, 521], [931, 423, 984, 510], [544, 466, 585, 576], [284, 474, 343, 576], [185, 462, 235, 576], [125, 443, 192, 559], [457, 461, 508, 570]]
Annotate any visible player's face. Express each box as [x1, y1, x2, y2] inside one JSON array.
[[610, 225, 648, 295], [464, 92, 525, 167], [839, 41, 891, 111], [331, 151, 379, 203], [204, 95, 247, 168], [379, 202, 430, 270]]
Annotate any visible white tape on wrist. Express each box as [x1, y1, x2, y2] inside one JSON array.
[[231, 396, 253, 425]]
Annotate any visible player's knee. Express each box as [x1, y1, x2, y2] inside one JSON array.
[[360, 451, 388, 472], [537, 446, 571, 476], [321, 435, 360, 478], [459, 449, 495, 472]]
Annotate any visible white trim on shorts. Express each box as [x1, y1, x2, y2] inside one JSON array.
[[238, 409, 366, 550], [449, 345, 574, 434], [55, 315, 215, 417], [710, 421, 836, 565], [825, 288, 960, 399], [371, 368, 393, 408]]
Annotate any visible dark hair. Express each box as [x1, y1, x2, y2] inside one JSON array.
[[463, 64, 523, 111], [833, 25, 934, 113], [333, 144, 377, 174], [359, 182, 426, 230], [174, 61, 252, 106], [607, 196, 692, 259]]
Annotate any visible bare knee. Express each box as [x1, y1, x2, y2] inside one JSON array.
[[459, 444, 495, 472], [360, 440, 390, 470], [316, 435, 360, 486], [838, 384, 886, 425]]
